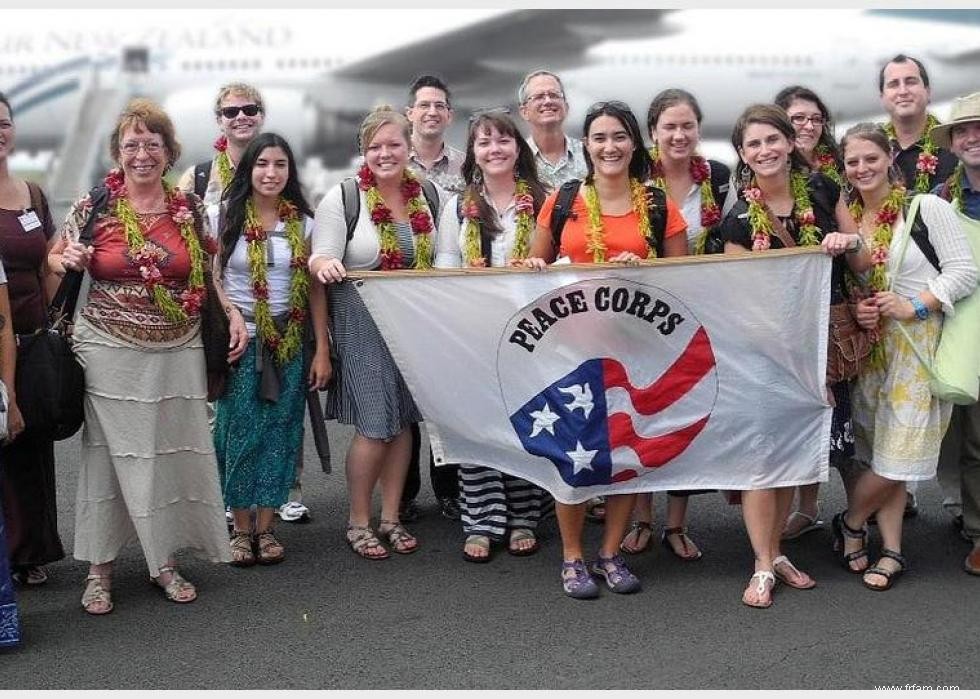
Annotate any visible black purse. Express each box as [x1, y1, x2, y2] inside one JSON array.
[[193, 198, 231, 401], [15, 185, 109, 440]]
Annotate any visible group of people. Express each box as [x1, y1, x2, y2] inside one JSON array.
[[1, 52, 979, 637]]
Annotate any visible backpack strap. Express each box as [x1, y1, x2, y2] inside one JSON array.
[[26, 182, 54, 240], [340, 177, 360, 243], [708, 160, 730, 210], [645, 184, 669, 257], [421, 179, 441, 221], [48, 184, 110, 325], [904, 197, 940, 272], [550, 179, 581, 253], [194, 161, 213, 200]]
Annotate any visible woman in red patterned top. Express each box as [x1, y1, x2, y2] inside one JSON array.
[[49, 99, 248, 615]]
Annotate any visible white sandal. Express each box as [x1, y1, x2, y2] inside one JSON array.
[[81, 574, 113, 615], [741, 570, 775, 609], [781, 510, 824, 541]]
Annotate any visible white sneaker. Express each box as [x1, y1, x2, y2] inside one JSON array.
[[278, 501, 310, 522]]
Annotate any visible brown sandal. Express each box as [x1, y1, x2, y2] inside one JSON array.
[[345, 524, 389, 560], [661, 526, 703, 561], [378, 519, 418, 554], [255, 529, 285, 565], [229, 530, 256, 567]]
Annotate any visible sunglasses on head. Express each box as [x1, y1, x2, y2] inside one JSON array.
[[219, 104, 261, 119]]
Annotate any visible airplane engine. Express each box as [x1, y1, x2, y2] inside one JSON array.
[[164, 87, 318, 170]]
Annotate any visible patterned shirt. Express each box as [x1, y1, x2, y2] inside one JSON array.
[[409, 144, 466, 194], [527, 134, 587, 192]]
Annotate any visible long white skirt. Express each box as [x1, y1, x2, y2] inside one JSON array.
[[71, 317, 231, 576]]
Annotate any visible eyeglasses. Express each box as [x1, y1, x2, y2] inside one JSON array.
[[789, 113, 826, 127], [120, 141, 164, 155], [219, 104, 261, 119], [469, 106, 511, 123], [586, 100, 631, 115], [524, 91, 564, 105], [413, 100, 449, 113]]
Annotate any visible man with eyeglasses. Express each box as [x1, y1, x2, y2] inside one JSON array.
[[176, 82, 266, 206], [517, 70, 587, 191], [405, 74, 465, 194], [879, 54, 958, 195]]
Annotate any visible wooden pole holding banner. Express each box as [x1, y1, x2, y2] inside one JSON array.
[[347, 247, 826, 279]]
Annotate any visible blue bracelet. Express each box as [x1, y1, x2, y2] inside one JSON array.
[[909, 296, 929, 320]]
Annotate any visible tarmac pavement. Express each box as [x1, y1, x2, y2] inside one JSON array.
[[1, 421, 977, 690]]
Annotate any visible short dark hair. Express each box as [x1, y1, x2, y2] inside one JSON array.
[[408, 75, 451, 108], [0, 91, 12, 120], [582, 101, 652, 183], [646, 88, 703, 136], [878, 54, 930, 92]]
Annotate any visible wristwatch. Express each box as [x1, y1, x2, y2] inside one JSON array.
[[845, 236, 863, 253], [909, 296, 929, 320]]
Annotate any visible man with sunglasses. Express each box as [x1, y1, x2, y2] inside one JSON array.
[[177, 82, 266, 206], [517, 70, 586, 191], [405, 75, 465, 194]]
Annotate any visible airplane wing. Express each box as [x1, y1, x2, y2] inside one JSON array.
[[332, 9, 675, 95]]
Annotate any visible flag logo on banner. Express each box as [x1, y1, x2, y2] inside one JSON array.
[[498, 278, 719, 487]]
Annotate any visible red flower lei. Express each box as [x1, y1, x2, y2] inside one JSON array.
[[649, 147, 720, 253], [357, 164, 434, 270]]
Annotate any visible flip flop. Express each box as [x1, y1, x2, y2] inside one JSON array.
[[773, 555, 816, 590]]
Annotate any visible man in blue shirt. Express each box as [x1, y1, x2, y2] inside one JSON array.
[[931, 91, 980, 574]]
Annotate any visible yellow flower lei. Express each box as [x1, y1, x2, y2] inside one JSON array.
[[849, 185, 907, 368], [583, 178, 655, 263], [115, 183, 205, 322], [243, 198, 310, 364], [743, 171, 821, 250], [461, 179, 534, 266]]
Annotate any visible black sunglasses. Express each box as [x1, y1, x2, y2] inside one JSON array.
[[219, 104, 261, 119]]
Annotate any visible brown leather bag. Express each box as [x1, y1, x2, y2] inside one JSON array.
[[827, 302, 872, 384]]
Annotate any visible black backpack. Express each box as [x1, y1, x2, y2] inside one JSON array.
[[339, 177, 441, 243], [549, 179, 669, 256], [193, 161, 213, 200]]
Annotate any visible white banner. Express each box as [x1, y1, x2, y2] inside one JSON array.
[[355, 250, 832, 504]]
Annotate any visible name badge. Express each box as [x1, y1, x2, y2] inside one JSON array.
[[18, 210, 41, 232]]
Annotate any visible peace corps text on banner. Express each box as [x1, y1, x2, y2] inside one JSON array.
[[355, 250, 832, 504]]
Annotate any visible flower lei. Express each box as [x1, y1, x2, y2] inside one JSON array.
[[105, 169, 207, 321], [742, 171, 821, 251], [357, 164, 433, 270], [649, 146, 720, 254], [813, 144, 844, 186], [884, 114, 941, 194], [243, 197, 310, 364], [944, 162, 965, 213], [461, 180, 534, 266], [848, 185, 907, 367], [582, 178, 654, 262], [213, 134, 234, 190]]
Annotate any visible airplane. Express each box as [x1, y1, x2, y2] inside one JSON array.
[[2, 7, 979, 206]]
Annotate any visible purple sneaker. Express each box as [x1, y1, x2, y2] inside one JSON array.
[[590, 554, 642, 594], [561, 559, 600, 599]]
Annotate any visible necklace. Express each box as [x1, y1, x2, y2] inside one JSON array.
[[743, 171, 821, 251], [104, 169, 206, 321], [582, 178, 654, 262], [649, 146, 720, 254], [944, 163, 965, 213], [461, 179, 534, 266], [243, 197, 309, 363], [849, 184, 906, 367], [357, 164, 434, 270], [884, 114, 942, 194]]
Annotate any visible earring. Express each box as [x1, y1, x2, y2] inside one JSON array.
[[473, 167, 483, 185], [738, 166, 752, 191]]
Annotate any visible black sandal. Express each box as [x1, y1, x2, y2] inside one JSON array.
[[831, 511, 869, 574], [863, 548, 908, 591]]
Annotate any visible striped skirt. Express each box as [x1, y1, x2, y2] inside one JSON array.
[[459, 465, 552, 540], [325, 281, 420, 440]]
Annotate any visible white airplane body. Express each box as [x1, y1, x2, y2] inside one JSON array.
[[2, 8, 979, 173]]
